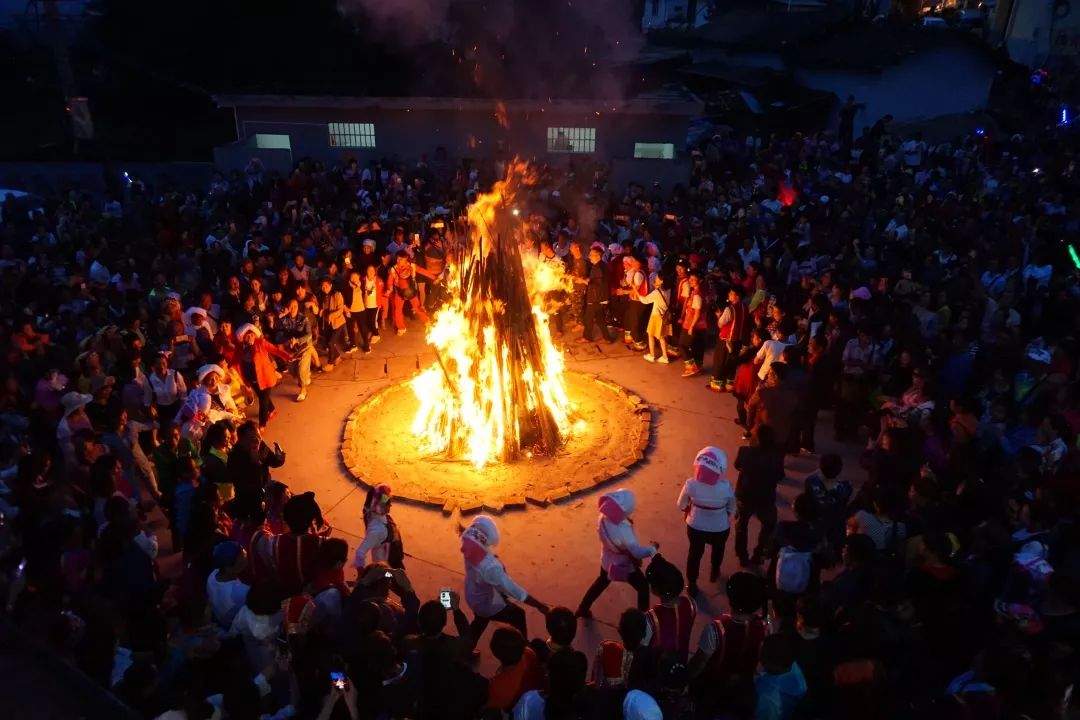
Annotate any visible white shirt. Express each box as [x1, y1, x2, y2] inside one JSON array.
[[464, 552, 529, 618], [513, 690, 546, 720], [642, 288, 670, 321], [1022, 264, 1052, 289], [88, 260, 111, 285], [755, 340, 788, 380], [738, 245, 761, 269], [206, 570, 250, 629], [149, 370, 187, 406], [677, 478, 736, 532], [353, 515, 389, 567], [598, 517, 656, 576]]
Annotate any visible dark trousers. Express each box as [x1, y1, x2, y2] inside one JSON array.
[[679, 328, 706, 366], [254, 385, 275, 427], [577, 566, 650, 614], [686, 526, 730, 586], [583, 302, 614, 342], [711, 340, 742, 383], [835, 375, 867, 439], [624, 301, 646, 343], [798, 404, 819, 452], [734, 499, 777, 563], [348, 309, 378, 351], [325, 325, 347, 364], [469, 601, 526, 649]]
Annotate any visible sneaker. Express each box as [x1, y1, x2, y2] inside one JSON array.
[[323, 363, 335, 372], [362, 348, 372, 355], [396, 329, 406, 336], [681, 363, 702, 378], [632, 342, 647, 351], [296, 390, 307, 402], [345, 346, 358, 355], [370, 335, 381, 345], [706, 379, 723, 393], [656, 355, 670, 364], [643, 353, 656, 363]]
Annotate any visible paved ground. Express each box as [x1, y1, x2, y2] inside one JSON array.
[[260, 322, 865, 670]]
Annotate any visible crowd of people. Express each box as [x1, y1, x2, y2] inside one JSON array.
[[1, 86, 1079, 719]]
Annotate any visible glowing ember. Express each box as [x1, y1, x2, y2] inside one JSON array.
[[410, 162, 578, 468]]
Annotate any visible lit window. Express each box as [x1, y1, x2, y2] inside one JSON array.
[[547, 127, 596, 154], [254, 134, 291, 150], [633, 142, 675, 160], [328, 122, 376, 148]]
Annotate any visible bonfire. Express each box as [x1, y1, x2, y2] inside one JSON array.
[[410, 162, 580, 468]]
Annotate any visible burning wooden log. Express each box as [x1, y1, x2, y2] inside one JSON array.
[[409, 162, 573, 468]]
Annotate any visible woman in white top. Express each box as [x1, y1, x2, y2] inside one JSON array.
[[641, 274, 672, 364], [677, 446, 736, 596], [148, 352, 187, 424], [754, 328, 788, 381]]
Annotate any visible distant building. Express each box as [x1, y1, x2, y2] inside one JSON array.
[[641, 0, 710, 30], [212, 92, 704, 188], [992, 0, 1080, 67]]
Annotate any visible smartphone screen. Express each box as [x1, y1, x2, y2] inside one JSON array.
[[330, 671, 347, 690], [439, 590, 451, 609]]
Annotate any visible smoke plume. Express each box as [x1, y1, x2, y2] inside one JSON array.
[[338, 0, 644, 100]]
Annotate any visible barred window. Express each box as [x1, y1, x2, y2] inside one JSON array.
[[633, 142, 675, 160], [328, 122, 376, 148], [547, 127, 596, 154]]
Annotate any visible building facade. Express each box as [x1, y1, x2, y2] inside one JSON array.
[[212, 93, 704, 187]]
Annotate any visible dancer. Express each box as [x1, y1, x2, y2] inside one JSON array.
[[575, 489, 657, 617], [677, 446, 736, 596], [461, 515, 549, 646], [353, 484, 404, 569], [235, 324, 291, 428]]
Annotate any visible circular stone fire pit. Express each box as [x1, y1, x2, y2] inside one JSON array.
[[340, 371, 652, 514]]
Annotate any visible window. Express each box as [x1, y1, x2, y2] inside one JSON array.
[[328, 122, 376, 148], [253, 134, 291, 150], [633, 142, 675, 160], [547, 127, 596, 154]]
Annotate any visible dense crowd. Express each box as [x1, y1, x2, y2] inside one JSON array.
[[0, 92, 1079, 720]]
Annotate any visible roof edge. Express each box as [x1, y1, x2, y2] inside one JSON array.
[[211, 94, 705, 116]]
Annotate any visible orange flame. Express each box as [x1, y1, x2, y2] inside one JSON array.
[[410, 162, 579, 468]]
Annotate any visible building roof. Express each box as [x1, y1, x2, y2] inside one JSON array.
[[212, 91, 704, 117]]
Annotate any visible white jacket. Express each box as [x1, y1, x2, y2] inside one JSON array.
[[598, 490, 656, 576], [677, 478, 736, 532]]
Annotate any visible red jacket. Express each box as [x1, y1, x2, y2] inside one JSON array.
[[241, 337, 290, 390]]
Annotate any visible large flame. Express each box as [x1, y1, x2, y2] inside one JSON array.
[[410, 162, 579, 468]]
